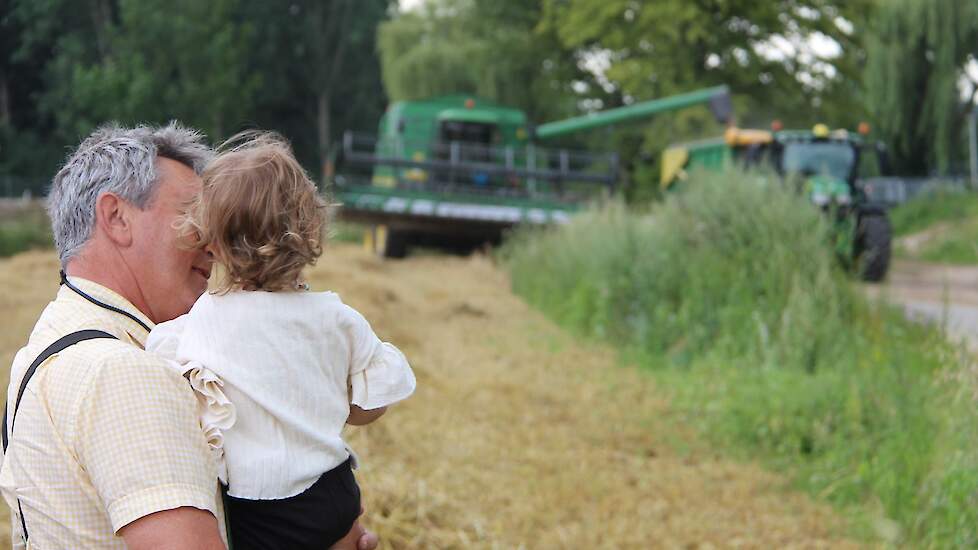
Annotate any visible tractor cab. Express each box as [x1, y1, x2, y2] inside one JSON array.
[[773, 128, 861, 209], [726, 124, 877, 175], [774, 125, 880, 175]]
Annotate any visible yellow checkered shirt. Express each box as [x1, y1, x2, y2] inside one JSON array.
[[0, 277, 225, 548]]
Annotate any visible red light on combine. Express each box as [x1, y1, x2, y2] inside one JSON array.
[[858, 122, 871, 135], [465, 98, 475, 109], [771, 119, 783, 131]]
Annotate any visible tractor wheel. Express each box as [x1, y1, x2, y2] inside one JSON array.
[[855, 214, 891, 282], [365, 225, 409, 259]]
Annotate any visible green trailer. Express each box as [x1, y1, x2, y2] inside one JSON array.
[[333, 87, 732, 257], [661, 124, 893, 281]]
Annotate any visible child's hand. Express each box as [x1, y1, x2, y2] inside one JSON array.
[[329, 515, 377, 550], [346, 405, 387, 426]]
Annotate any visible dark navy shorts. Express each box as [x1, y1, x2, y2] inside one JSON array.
[[223, 457, 360, 549]]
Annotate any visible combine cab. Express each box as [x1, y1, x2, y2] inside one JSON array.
[[661, 124, 892, 281], [333, 87, 732, 257]]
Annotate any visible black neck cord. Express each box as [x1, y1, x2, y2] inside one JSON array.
[[60, 270, 152, 333]]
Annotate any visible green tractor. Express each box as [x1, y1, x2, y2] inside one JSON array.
[[661, 123, 892, 282]]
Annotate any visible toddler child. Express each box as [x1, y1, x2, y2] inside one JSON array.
[[147, 133, 415, 549]]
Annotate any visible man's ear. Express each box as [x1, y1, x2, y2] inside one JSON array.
[[94, 192, 134, 247]]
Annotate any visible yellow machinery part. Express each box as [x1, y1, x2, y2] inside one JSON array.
[[660, 147, 690, 189], [371, 175, 396, 187], [724, 127, 773, 146], [364, 224, 389, 256]]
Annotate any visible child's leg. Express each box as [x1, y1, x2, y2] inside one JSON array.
[[328, 517, 377, 550]]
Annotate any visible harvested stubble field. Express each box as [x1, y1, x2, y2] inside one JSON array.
[[0, 244, 860, 548]]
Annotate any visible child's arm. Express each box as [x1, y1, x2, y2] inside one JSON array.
[[347, 405, 387, 426], [342, 303, 415, 425]]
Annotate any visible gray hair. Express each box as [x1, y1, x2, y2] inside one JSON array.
[[48, 122, 214, 263]]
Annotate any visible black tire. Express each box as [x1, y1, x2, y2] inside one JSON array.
[[855, 214, 891, 282], [383, 228, 409, 259], [365, 225, 410, 259]]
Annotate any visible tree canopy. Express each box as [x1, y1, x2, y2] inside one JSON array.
[[1, 0, 975, 189], [377, 0, 595, 123], [0, 0, 392, 187]]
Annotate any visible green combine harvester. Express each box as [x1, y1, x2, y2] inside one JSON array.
[[660, 123, 892, 281], [333, 86, 732, 257]]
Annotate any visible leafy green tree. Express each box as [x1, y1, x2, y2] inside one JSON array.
[[864, 0, 978, 175], [1, 0, 392, 184], [1, 0, 110, 185], [234, 0, 392, 180], [378, 0, 597, 124], [40, 0, 260, 144], [541, 0, 874, 126], [284, 0, 392, 177], [539, 0, 877, 199]]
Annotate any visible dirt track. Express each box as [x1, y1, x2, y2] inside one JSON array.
[[865, 259, 978, 348], [0, 245, 859, 548]]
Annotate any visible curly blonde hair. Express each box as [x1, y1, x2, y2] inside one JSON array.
[[183, 132, 328, 293]]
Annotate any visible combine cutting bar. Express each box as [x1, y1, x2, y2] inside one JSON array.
[[332, 132, 616, 239], [335, 184, 575, 233]]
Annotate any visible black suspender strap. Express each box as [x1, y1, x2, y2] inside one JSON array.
[[2, 329, 118, 452], [60, 271, 152, 333], [2, 329, 118, 543]]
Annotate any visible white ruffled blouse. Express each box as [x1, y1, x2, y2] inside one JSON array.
[[146, 290, 415, 500]]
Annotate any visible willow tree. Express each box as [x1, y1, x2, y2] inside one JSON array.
[[864, 0, 978, 175]]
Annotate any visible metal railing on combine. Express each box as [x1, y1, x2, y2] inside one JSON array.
[[333, 131, 619, 203], [860, 176, 971, 206]]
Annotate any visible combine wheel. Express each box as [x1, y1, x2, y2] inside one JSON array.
[[855, 214, 891, 282], [364, 225, 409, 259]]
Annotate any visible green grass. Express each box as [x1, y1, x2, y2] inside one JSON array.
[[915, 219, 978, 264], [890, 190, 978, 264], [889, 189, 978, 237], [329, 221, 367, 244], [0, 203, 52, 257], [502, 170, 978, 547]]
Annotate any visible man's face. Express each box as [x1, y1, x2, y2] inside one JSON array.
[[128, 157, 212, 323]]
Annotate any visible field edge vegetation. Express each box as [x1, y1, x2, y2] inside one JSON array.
[[890, 189, 978, 264], [502, 170, 978, 547], [0, 202, 51, 258]]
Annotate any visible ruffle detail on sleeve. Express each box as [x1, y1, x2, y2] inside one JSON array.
[[350, 342, 416, 411], [181, 361, 236, 484]]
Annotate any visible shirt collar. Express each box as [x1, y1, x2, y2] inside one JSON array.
[[60, 276, 156, 346]]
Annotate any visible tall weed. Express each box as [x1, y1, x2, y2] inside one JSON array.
[[503, 169, 976, 545]]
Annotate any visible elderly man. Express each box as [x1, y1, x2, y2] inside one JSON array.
[[0, 123, 378, 549]]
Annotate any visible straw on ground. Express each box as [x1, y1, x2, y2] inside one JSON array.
[[0, 245, 857, 548]]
